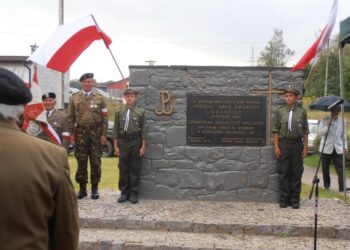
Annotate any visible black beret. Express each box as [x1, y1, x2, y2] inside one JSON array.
[[284, 86, 299, 95], [79, 72, 94, 82], [0, 67, 32, 105], [42, 92, 56, 101], [123, 88, 137, 95]]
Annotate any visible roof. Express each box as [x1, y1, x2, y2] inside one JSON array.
[[106, 78, 129, 90], [0, 56, 30, 63]]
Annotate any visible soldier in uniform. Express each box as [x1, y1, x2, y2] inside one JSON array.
[[272, 87, 309, 209], [42, 92, 70, 151], [0, 68, 79, 250], [114, 88, 147, 204], [68, 73, 108, 200]]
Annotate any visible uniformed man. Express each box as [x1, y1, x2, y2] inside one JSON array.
[[68, 73, 108, 200], [114, 88, 147, 204], [42, 92, 70, 151], [0, 67, 79, 249], [272, 86, 309, 209]]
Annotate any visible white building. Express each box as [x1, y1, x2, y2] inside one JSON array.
[[0, 56, 70, 109]]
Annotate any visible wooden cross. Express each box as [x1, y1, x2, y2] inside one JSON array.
[[249, 72, 284, 146]]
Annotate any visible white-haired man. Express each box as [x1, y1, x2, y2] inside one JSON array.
[[0, 68, 79, 250]]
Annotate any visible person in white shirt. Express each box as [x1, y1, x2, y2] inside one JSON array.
[[318, 105, 347, 192]]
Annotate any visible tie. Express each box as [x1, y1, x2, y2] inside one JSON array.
[[46, 110, 50, 117], [124, 108, 130, 132], [288, 110, 293, 131]]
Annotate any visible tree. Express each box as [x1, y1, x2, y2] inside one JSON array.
[[257, 29, 295, 67]]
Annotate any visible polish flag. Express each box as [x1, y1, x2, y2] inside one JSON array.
[[291, 0, 338, 71], [28, 15, 112, 73], [22, 67, 61, 145]]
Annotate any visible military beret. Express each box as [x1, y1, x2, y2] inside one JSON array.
[[123, 88, 138, 95], [42, 92, 56, 101], [79, 72, 94, 82], [0, 67, 32, 105], [284, 86, 299, 95]]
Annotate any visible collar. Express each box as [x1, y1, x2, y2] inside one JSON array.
[[46, 108, 56, 117], [83, 90, 93, 96], [0, 119, 21, 132], [286, 105, 296, 112]]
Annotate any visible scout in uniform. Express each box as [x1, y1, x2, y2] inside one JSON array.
[[114, 88, 147, 204], [0, 67, 79, 250], [42, 92, 70, 151], [272, 86, 309, 209], [68, 73, 108, 200]]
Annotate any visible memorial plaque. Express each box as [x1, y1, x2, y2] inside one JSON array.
[[187, 95, 266, 146]]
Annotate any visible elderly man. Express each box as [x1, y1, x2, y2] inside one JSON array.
[[68, 73, 108, 200], [41, 92, 70, 150], [0, 68, 79, 250]]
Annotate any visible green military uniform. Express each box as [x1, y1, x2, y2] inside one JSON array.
[[46, 109, 70, 150], [114, 104, 147, 197], [68, 89, 108, 187], [272, 101, 309, 206]]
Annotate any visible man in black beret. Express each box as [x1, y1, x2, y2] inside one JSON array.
[[0, 68, 79, 249], [41, 92, 70, 151]]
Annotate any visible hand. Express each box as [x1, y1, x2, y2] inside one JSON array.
[[70, 134, 75, 144], [101, 135, 107, 145], [114, 147, 119, 157], [302, 147, 308, 158], [274, 146, 281, 159], [140, 146, 146, 157]]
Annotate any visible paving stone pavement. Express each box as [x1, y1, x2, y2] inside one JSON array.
[[78, 191, 350, 249]]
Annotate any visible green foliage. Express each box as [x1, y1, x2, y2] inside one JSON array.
[[304, 34, 350, 98], [69, 79, 81, 89], [257, 29, 295, 67]]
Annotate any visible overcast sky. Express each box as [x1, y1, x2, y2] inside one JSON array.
[[1, 0, 349, 82]]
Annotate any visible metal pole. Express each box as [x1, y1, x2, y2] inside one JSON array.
[[90, 14, 126, 81], [59, 0, 65, 108], [324, 39, 330, 96], [338, 47, 347, 203]]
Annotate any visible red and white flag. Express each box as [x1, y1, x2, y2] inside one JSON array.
[[22, 67, 61, 145], [28, 15, 112, 73], [291, 0, 338, 71]]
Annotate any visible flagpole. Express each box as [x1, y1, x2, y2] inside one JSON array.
[[303, 63, 316, 90], [324, 39, 330, 96], [90, 14, 126, 81], [59, 0, 65, 109]]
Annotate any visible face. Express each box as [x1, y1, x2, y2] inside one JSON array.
[[331, 108, 341, 118], [124, 94, 137, 106], [81, 77, 94, 92], [43, 98, 56, 111], [284, 92, 297, 106]]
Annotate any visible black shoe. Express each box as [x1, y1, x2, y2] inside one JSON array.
[[117, 194, 129, 203], [279, 201, 287, 208], [291, 203, 300, 209], [91, 183, 99, 200], [129, 194, 138, 204], [77, 183, 87, 199]]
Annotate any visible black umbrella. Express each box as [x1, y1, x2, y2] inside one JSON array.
[[309, 95, 350, 111]]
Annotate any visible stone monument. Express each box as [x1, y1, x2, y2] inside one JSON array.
[[129, 66, 303, 202]]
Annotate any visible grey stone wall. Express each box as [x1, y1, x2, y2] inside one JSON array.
[[129, 66, 303, 202]]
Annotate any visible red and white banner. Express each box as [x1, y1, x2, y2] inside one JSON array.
[[22, 67, 61, 145], [28, 15, 112, 73], [291, 0, 338, 71]]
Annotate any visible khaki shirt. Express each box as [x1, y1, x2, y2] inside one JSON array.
[[47, 109, 70, 149], [68, 90, 108, 136], [272, 105, 309, 139], [114, 105, 147, 139], [0, 119, 79, 250]]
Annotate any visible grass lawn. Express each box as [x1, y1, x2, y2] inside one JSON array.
[[304, 154, 350, 178], [68, 156, 119, 191]]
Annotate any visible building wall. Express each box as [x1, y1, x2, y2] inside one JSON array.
[[129, 65, 304, 203]]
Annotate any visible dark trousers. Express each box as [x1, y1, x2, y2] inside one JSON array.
[[321, 150, 344, 191], [118, 137, 142, 195], [75, 127, 102, 184], [277, 141, 304, 204]]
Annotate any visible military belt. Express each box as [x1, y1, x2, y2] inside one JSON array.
[[76, 124, 97, 130], [279, 138, 303, 144], [119, 133, 141, 140]]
